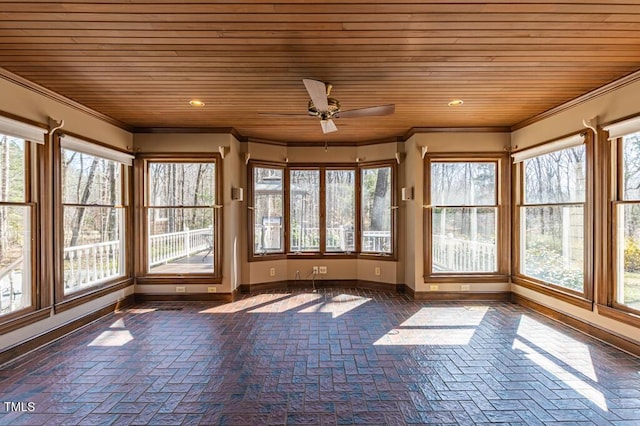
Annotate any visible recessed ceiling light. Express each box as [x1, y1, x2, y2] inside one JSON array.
[[448, 99, 464, 107], [189, 100, 205, 107]]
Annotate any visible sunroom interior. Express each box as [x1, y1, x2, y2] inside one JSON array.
[[1, 1, 639, 375]]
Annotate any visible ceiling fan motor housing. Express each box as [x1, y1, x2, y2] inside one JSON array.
[[308, 98, 341, 119]]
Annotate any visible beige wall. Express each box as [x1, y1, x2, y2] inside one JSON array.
[[404, 132, 511, 292]]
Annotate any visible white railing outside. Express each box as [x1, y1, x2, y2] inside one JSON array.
[[289, 226, 391, 253], [432, 234, 496, 272], [64, 240, 122, 292], [0, 257, 25, 314], [149, 227, 212, 267]]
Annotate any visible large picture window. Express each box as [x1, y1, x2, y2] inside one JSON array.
[[289, 169, 320, 253], [361, 166, 393, 254], [0, 133, 33, 315], [614, 131, 640, 312], [60, 137, 131, 295], [515, 137, 587, 294], [429, 161, 498, 273], [146, 159, 218, 275]]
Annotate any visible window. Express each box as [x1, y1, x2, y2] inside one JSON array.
[[429, 161, 498, 273], [248, 161, 395, 258], [146, 159, 219, 275], [60, 136, 131, 295], [252, 166, 284, 255], [614, 131, 640, 312], [289, 169, 320, 252], [326, 169, 356, 253], [361, 166, 393, 254], [515, 136, 587, 294], [0, 134, 33, 315]]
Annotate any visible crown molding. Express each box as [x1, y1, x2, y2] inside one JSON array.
[[403, 126, 511, 140], [0, 67, 132, 132], [511, 69, 640, 131]]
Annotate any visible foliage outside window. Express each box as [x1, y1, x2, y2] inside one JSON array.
[[0, 134, 32, 315], [253, 167, 284, 254], [520, 145, 586, 292], [430, 162, 497, 273], [147, 161, 216, 274], [62, 148, 125, 294], [289, 169, 320, 252], [326, 169, 356, 253], [249, 162, 393, 258], [361, 166, 392, 254], [615, 132, 640, 311]]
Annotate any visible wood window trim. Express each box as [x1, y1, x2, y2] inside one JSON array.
[[248, 160, 397, 261], [53, 135, 134, 304], [423, 153, 510, 281], [0, 133, 41, 326], [599, 127, 640, 322], [247, 160, 286, 261], [512, 132, 594, 304], [135, 153, 223, 281]]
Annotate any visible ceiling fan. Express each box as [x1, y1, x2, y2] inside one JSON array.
[[264, 79, 395, 134]]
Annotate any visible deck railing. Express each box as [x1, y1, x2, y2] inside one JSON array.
[[64, 240, 122, 292], [432, 234, 496, 272], [149, 227, 212, 267], [287, 226, 391, 253], [0, 256, 25, 314]]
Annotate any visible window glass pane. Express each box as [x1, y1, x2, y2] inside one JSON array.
[[0, 205, 31, 314], [148, 208, 214, 273], [253, 167, 284, 254], [524, 146, 586, 204], [0, 134, 25, 203], [432, 207, 497, 273], [62, 149, 121, 205], [63, 206, 123, 294], [616, 204, 640, 311], [622, 132, 640, 201], [431, 162, 496, 206], [521, 205, 584, 291], [326, 169, 356, 253], [290, 170, 320, 252], [149, 162, 215, 206], [361, 167, 392, 253]]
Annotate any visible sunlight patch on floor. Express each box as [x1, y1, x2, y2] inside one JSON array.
[[374, 328, 475, 346], [298, 294, 371, 318], [512, 338, 608, 411], [517, 315, 597, 381], [200, 293, 291, 313], [249, 293, 323, 313], [401, 306, 488, 327], [88, 330, 134, 347]]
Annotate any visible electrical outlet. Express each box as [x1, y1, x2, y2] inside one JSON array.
[[175, 286, 186, 293], [312, 266, 319, 274], [207, 286, 217, 293], [460, 284, 470, 291], [429, 285, 439, 291], [269, 267, 276, 277], [319, 266, 327, 274], [374, 267, 381, 276]]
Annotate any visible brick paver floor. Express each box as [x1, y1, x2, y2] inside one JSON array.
[[1, 288, 639, 425]]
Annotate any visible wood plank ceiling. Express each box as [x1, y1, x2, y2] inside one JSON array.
[[1, 1, 640, 144]]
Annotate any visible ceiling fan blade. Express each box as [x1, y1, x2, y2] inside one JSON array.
[[259, 112, 309, 117], [303, 78, 329, 111], [320, 119, 338, 134], [336, 104, 395, 119]]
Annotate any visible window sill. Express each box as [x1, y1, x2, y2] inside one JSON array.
[[512, 275, 593, 310], [0, 308, 51, 335], [56, 278, 133, 313], [424, 274, 509, 283], [135, 275, 222, 285], [597, 304, 640, 328]]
